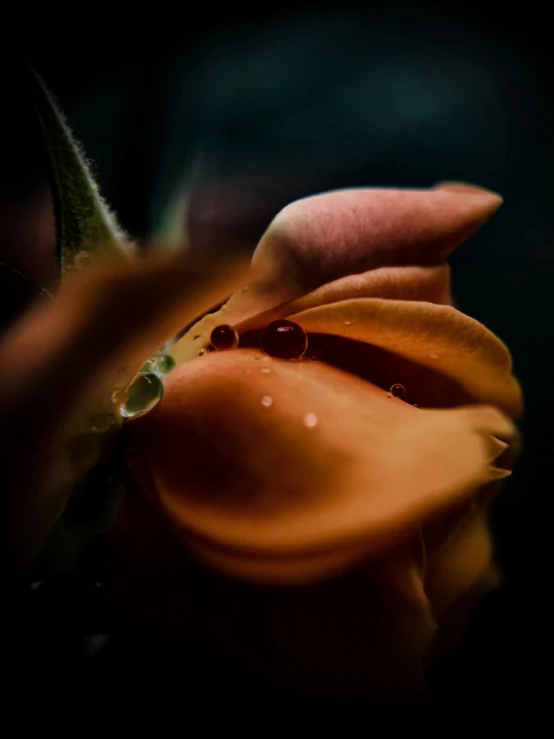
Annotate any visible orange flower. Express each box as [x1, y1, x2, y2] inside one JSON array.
[[1, 67, 522, 704], [108, 183, 522, 701]]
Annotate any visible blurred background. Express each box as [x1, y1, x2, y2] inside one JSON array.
[[3, 1, 553, 718]]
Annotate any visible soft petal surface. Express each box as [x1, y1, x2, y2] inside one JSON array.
[[172, 264, 452, 363], [285, 299, 522, 417], [0, 251, 247, 572], [172, 185, 501, 361], [128, 349, 516, 584], [109, 489, 436, 700]]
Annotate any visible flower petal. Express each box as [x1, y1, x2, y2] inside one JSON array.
[[108, 489, 436, 699], [0, 251, 247, 573], [424, 495, 499, 619], [171, 185, 501, 361], [422, 492, 503, 664], [233, 185, 497, 311], [128, 349, 517, 584], [253, 186, 501, 292], [172, 264, 452, 363], [283, 299, 522, 417]]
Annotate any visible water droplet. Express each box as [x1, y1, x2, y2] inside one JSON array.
[[413, 403, 419, 408], [119, 372, 163, 419], [74, 250, 92, 269], [260, 319, 308, 360], [390, 383, 405, 398], [262, 355, 271, 362], [139, 357, 156, 373], [198, 348, 208, 356], [260, 367, 272, 375], [344, 320, 352, 326], [210, 324, 239, 350], [254, 354, 261, 360], [429, 352, 439, 360], [386, 393, 392, 398], [303, 412, 318, 428], [261, 395, 273, 407], [143, 352, 175, 377]]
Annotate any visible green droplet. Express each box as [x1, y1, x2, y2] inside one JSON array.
[[139, 358, 156, 374], [152, 353, 175, 376], [140, 352, 175, 377], [119, 372, 163, 419]]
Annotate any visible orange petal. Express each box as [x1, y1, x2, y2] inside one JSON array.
[[128, 349, 517, 584], [172, 264, 452, 362], [171, 185, 501, 360], [283, 263, 453, 308], [192, 186, 501, 325], [280, 299, 522, 417], [0, 251, 247, 573], [108, 489, 435, 699], [424, 496, 499, 619], [422, 492, 504, 665]]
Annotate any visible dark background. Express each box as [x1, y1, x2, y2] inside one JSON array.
[[3, 2, 553, 719]]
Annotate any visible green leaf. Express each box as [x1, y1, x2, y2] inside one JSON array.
[[29, 67, 129, 274]]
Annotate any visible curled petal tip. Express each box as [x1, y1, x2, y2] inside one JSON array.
[[434, 181, 503, 206]]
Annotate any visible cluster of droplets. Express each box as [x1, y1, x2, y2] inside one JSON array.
[[203, 319, 418, 425], [207, 319, 309, 360]]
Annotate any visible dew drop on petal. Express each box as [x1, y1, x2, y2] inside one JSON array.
[[429, 352, 439, 360], [390, 383, 405, 398], [303, 412, 319, 428], [210, 324, 239, 350], [260, 367, 272, 375], [260, 319, 308, 360], [261, 395, 273, 407], [140, 351, 175, 377], [119, 372, 163, 419], [139, 357, 156, 373], [254, 354, 261, 360], [198, 348, 208, 356], [413, 403, 419, 408], [344, 320, 352, 326], [152, 353, 175, 376]]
